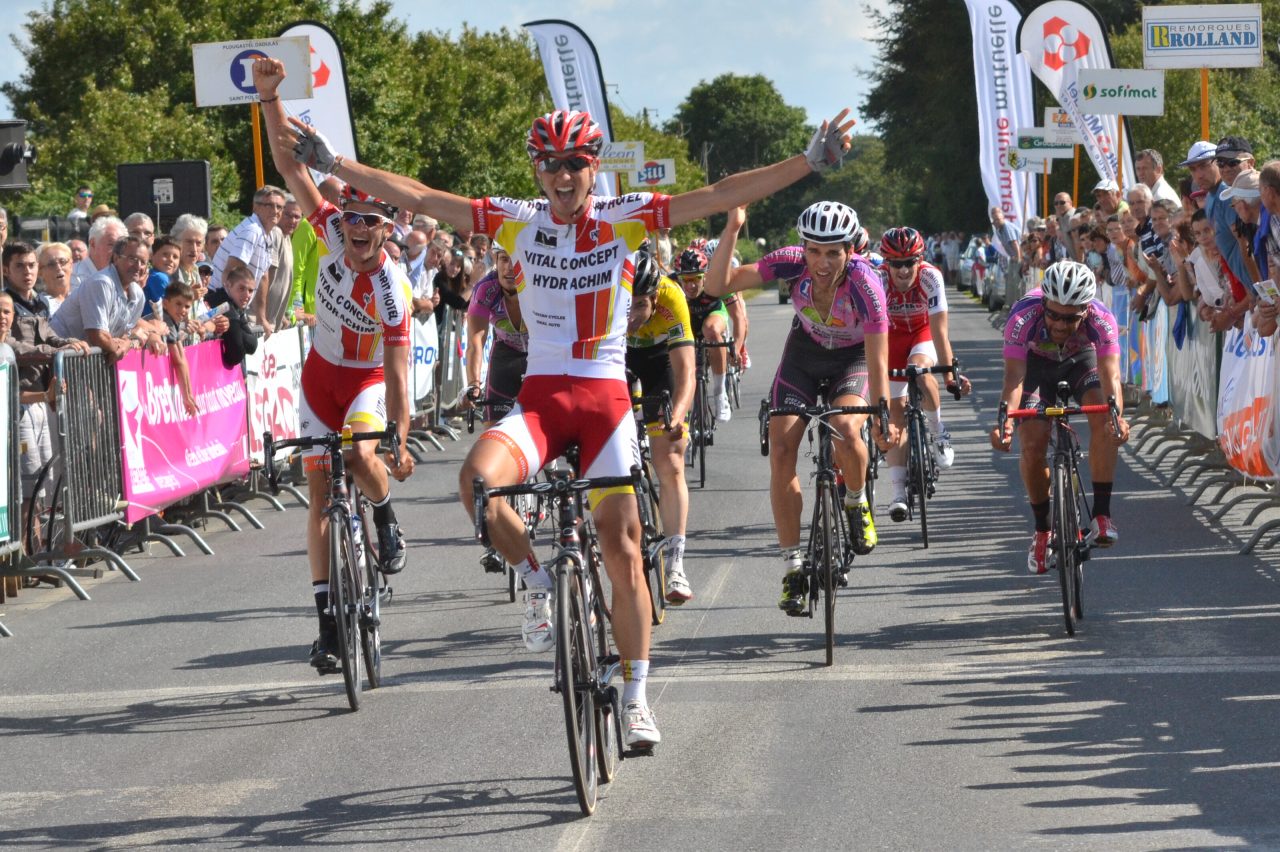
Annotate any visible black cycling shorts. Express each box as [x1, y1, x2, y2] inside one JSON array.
[[626, 344, 680, 426], [770, 323, 869, 409], [484, 340, 527, 422], [1019, 350, 1100, 410]]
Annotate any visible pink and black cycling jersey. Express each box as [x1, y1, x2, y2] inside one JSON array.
[[756, 246, 888, 349], [467, 271, 528, 353], [1003, 288, 1120, 362], [885, 261, 947, 337]]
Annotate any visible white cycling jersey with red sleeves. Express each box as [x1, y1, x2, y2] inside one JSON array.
[[471, 193, 672, 380], [884, 261, 948, 337], [306, 201, 413, 368]]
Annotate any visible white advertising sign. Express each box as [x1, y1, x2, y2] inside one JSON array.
[[599, 141, 645, 173], [1016, 129, 1075, 158], [628, 158, 677, 187], [279, 22, 360, 181], [410, 314, 438, 403], [1006, 150, 1051, 173], [192, 37, 311, 107], [1043, 108, 1078, 144], [1143, 4, 1263, 70], [243, 327, 304, 464], [1078, 68, 1165, 116]]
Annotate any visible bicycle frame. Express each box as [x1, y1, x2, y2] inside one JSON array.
[[888, 360, 960, 548]]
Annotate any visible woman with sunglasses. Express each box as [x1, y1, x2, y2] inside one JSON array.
[[878, 227, 970, 523], [990, 260, 1130, 575], [706, 203, 895, 615], [252, 60, 416, 675], [258, 51, 856, 750]]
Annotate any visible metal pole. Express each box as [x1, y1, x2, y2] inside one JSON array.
[[1200, 68, 1210, 139], [1117, 115, 1126, 187], [251, 102, 265, 189], [1073, 144, 1080, 205]]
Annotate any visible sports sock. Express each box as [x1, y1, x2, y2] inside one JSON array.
[[370, 491, 396, 526], [667, 534, 686, 565], [1031, 499, 1051, 533], [1093, 481, 1113, 518], [312, 580, 329, 619], [518, 553, 553, 589], [622, 659, 649, 705], [889, 465, 908, 494], [844, 487, 866, 508], [926, 407, 945, 434]]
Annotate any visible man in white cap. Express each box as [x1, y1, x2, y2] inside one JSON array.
[[1209, 136, 1254, 286], [1181, 140, 1243, 287], [1221, 168, 1262, 285], [1092, 179, 1127, 218]]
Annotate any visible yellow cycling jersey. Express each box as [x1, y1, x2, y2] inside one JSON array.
[[627, 276, 695, 350]]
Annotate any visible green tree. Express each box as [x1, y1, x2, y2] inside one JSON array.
[[610, 106, 705, 245], [666, 73, 817, 242]]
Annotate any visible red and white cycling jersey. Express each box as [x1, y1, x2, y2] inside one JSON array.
[[884, 261, 947, 338], [472, 193, 671, 380], [306, 201, 412, 368]]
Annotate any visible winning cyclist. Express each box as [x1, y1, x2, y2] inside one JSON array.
[[272, 63, 856, 744], [626, 251, 696, 604], [879, 227, 970, 521], [706, 203, 895, 614], [674, 246, 745, 423], [253, 60, 414, 672], [989, 260, 1131, 574]]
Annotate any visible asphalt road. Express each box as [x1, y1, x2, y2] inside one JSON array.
[[4, 289, 1280, 850]]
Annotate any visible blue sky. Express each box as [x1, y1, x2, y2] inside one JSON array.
[[0, 0, 882, 129]]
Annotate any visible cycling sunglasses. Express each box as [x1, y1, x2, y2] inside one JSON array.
[[1215, 157, 1244, 168], [887, 258, 920, 269], [537, 154, 597, 174], [340, 211, 393, 228], [1042, 302, 1087, 325]]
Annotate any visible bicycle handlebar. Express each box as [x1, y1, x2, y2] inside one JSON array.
[[262, 422, 401, 493], [472, 466, 643, 545], [889, 359, 964, 401], [766, 398, 891, 442], [632, 389, 673, 431], [998, 396, 1120, 436], [465, 397, 509, 434]]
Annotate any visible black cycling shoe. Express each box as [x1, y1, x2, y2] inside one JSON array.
[[309, 618, 340, 673], [480, 548, 505, 574], [778, 570, 808, 617], [377, 522, 407, 574]]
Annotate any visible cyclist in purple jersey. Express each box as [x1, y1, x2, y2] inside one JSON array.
[[991, 260, 1131, 575], [464, 246, 527, 424], [708, 203, 895, 615]]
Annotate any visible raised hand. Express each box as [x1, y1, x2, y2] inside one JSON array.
[[804, 108, 857, 172]]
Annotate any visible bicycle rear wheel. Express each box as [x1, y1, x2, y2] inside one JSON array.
[[555, 564, 600, 814], [910, 418, 930, 548], [1052, 464, 1080, 635], [818, 481, 840, 666], [329, 509, 362, 710]]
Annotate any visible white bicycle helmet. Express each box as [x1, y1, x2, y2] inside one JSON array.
[[796, 201, 859, 244], [1041, 260, 1097, 305]]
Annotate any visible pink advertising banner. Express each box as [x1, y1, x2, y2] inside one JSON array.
[[115, 340, 251, 523]]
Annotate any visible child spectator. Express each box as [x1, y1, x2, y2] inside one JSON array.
[[143, 235, 182, 313], [160, 280, 200, 416], [205, 265, 258, 368]]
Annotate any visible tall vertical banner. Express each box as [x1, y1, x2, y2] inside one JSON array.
[[278, 21, 359, 184], [1017, 1, 1135, 187], [963, 0, 1039, 226], [1216, 317, 1277, 479], [525, 19, 615, 199]]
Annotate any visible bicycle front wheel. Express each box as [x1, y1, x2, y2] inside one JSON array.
[[818, 481, 840, 667], [1052, 464, 1080, 636], [640, 462, 667, 625], [352, 493, 382, 689], [584, 538, 620, 783], [329, 509, 362, 710], [555, 564, 600, 815], [910, 418, 930, 548]]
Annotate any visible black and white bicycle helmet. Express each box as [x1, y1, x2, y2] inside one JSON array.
[[796, 201, 859, 245], [1041, 260, 1097, 306], [632, 251, 661, 298]]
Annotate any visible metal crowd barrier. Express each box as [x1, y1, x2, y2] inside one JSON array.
[[426, 305, 462, 443]]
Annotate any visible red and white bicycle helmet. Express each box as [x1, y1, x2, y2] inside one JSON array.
[[526, 110, 605, 158], [879, 227, 925, 260], [341, 184, 394, 216]]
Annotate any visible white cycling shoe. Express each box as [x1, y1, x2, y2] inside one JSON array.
[[715, 394, 732, 422], [888, 493, 909, 523], [933, 431, 955, 469], [665, 562, 693, 604], [623, 701, 661, 748], [521, 589, 554, 653]]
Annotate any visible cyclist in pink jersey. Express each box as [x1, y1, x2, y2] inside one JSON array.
[[253, 60, 415, 672], [879, 227, 971, 522], [270, 52, 857, 747], [990, 260, 1130, 574], [706, 204, 896, 615]]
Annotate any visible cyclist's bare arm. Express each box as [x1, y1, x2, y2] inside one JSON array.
[[327, 154, 473, 235], [252, 60, 324, 218], [726, 295, 748, 354], [668, 344, 696, 428], [927, 311, 970, 394], [464, 315, 488, 398], [384, 343, 414, 479], [991, 357, 1027, 449], [1096, 353, 1130, 442], [668, 110, 854, 226], [704, 207, 760, 297]]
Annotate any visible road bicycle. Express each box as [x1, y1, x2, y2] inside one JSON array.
[[887, 360, 961, 548], [264, 424, 401, 710], [628, 384, 673, 625], [760, 394, 889, 666], [473, 464, 653, 815], [687, 338, 735, 488], [1000, 383, 1120, 636]]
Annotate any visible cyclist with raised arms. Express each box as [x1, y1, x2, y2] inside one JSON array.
[[464, 245, 526, 426], [626, 251, 696, 604], [270, 58, 855, 745], [990, 260, 1130, 574], [707, 204, 895, 615], [252, 60, 414, 672], [878, 227, 971, 521], [674, 246, 743, 422]]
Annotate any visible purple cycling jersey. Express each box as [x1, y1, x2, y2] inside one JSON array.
[[756, 246, 888, 349], [1002, 288, 1120, 362], [466, 271, 528, 353]]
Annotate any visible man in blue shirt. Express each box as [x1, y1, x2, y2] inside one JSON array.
[[1184, 138, 1252, 288]]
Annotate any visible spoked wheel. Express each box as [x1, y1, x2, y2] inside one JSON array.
[[555, 566, 600, 815], [507, 564, 518, 603], [352, 497, 382, 690], [1052, 466, 1080, 635], [585, 542, 620, 783], [329, 510, 362, 710], [910, 418, 930, 548], [697, 388, 709, 489], [862, 421, 879, 517], [640, 463, 666, 625], [729, 365, 742, 409], [817, 481, 840, 667], [759, 399, 771, 456]]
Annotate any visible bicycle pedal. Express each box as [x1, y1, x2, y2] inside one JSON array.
[[622, 745, 657, 759], [315, 663, 341, 676], [360, 613, 381, 628], [837, 571, 849, 588]]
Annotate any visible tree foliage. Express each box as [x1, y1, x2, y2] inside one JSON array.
[[611, 107, 705, 245]]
